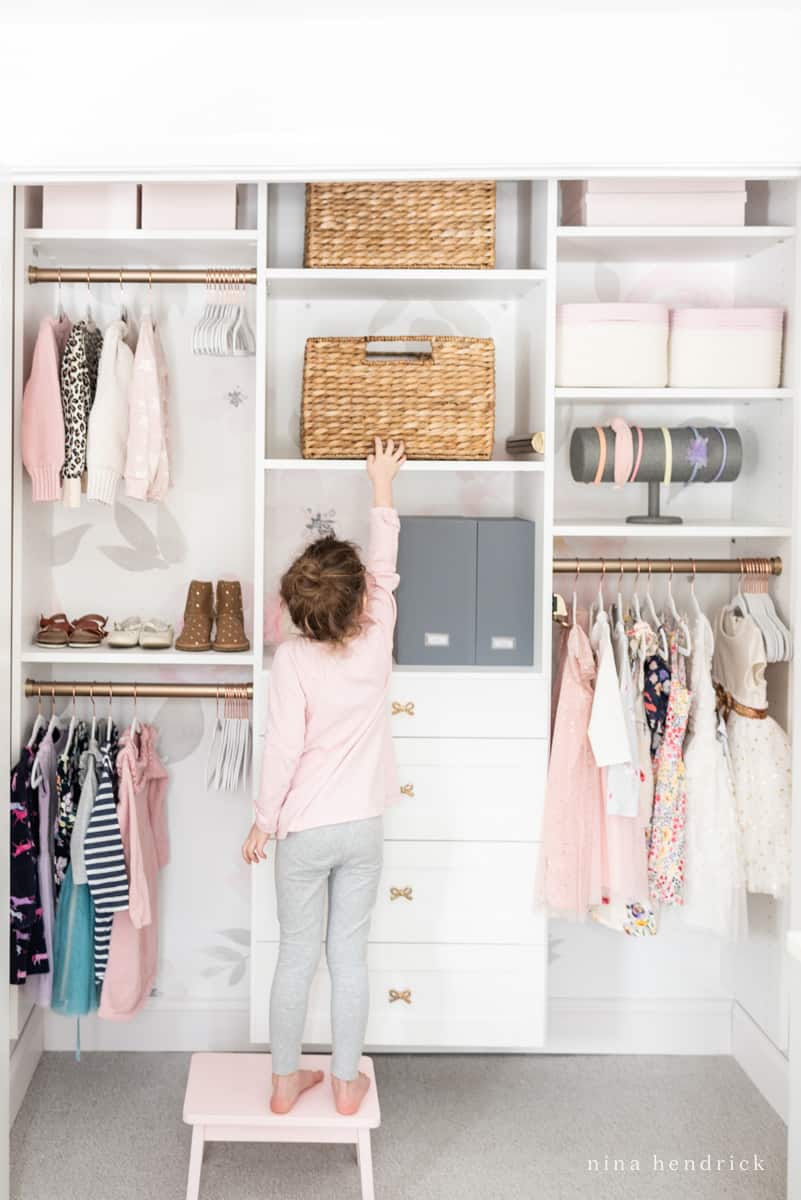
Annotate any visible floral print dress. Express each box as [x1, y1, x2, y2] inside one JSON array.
[[647, 633, 692, 906]]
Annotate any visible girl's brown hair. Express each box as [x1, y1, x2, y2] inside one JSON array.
[[280, 536, 367, 645]]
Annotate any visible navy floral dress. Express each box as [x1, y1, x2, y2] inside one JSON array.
[[10, 737, 49, 985]]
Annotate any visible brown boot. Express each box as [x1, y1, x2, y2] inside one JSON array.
[[175, 581, 214, 652], [213, 580, 250, 653]]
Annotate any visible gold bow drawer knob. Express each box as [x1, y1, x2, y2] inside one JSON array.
[[400, 783, 415, 797], [389, 988, 412, 1005], [391, 700, 415, 717], [390, 885, 413, 901]]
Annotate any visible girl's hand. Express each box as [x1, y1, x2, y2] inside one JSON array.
[[242, 822, 271, 864], [367, 437, 405, 506]]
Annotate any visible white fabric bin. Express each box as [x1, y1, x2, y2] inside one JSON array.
[[42, 184, 139, 230], [556, 303, 669, 387], [669, 308, 784, 388], [140, 183, 238, 230]]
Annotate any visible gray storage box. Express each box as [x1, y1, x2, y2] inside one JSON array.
[[394, 516, 535, 667], [394, 517, 477, 666], [476, 518, 535, 666]]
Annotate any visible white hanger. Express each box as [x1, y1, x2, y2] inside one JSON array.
[[743, 558, 791, 662], [56, 271, 66, 322], [88, 684, 97, 744], [84, 272, 95, 329], [130, 683, 141, 739], [665, 560, 692, 656], [571, 563, 580, 628], [63, 687, 79, 757], [645, 560, 669, 658], [631, 559, 643, 622], [118, 271, 128, 325], [688, 559, 703, 621], [26, 689, 45, 749]]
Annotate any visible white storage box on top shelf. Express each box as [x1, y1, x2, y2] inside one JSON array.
[[42, 183, 139, 230], [669, 307, 784, 387], [140, 182, 239, 230], [560, 179, 746, 226], [555, 303, 669, 387]]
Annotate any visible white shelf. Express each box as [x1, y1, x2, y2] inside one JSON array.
[[21, 647, 256, 667], [555, 387, 791, 405], [554, 521, 793, 540], [25, 228, 257, 242], [264, 458, 545, 473], [557, 226, 795, 262], [264, 268, 547, 301]]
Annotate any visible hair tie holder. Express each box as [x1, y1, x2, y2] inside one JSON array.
[[711, 427, 728, 482], [592, 426, 607, 485], [610, 417, 633, 489], [629, 425, 644, 483], [660, 427, 672, 485]]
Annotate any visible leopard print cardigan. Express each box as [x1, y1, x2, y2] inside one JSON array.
[[60, 320, 103, 507]]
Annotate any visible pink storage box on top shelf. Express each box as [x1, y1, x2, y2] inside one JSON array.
[[42, 184, 139, 230], [669, 307, 784, 388], [561, 180, 746, 226], [556, 303, 669, 387], [140, 183, 239, 230]]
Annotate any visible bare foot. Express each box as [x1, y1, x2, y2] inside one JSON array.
[[270, 1068, 324, 1114], [331, 1071, 371, 1115]]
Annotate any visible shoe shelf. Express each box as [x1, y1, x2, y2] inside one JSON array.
[[20, 647, 257, 667]]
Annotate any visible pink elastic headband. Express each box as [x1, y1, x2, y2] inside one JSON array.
[[610, 417, 633, 488]]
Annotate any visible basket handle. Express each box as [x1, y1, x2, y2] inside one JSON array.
[[363, 338, 434, 363]]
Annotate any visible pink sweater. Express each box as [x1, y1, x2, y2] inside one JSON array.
[[256, 506, 401, 838], [99, 725, 169, 1021], [21, 315, 72, 502]]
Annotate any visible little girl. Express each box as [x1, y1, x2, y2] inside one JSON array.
[[242, 437, 405, 1116]]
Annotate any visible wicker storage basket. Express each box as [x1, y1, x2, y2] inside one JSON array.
[[301, 335, 496, 460], [304, 182, 496, 269]]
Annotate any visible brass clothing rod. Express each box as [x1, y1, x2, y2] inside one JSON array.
[[27, 266, 258, 286], [24, 679, 253, 700], [553, 556, 782, 576]]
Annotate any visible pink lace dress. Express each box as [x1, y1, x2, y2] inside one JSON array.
[[539, 623, 608, 919], [647, 633, 691, 906]]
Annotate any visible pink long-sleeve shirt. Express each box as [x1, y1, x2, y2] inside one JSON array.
[[256, 506, 401, 838]]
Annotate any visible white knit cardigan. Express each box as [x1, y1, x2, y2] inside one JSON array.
[[86, 319, 135, 505]]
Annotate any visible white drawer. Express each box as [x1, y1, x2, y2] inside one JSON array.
[[252, 841, 544, 944], [388, 672, 547, 739], [250, 942, 546, 1049], [388, 738, 546, 841]]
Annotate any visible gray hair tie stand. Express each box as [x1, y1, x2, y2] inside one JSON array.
[[569, 426, 742, 524]]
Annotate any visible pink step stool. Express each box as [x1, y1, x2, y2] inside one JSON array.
[[182, 1053, 380, 1200]]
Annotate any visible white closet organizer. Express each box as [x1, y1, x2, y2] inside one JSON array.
[[6, 176, 800, 1068]]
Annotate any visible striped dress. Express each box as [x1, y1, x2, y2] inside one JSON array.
[[83, 723, 129, 984]]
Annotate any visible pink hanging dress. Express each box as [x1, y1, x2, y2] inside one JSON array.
[[98, 724, 169, 1021], [539, 622, 608, 918]]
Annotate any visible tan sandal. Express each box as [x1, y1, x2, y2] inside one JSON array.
[[36, 613, 73, 647], [67, 614, 108, 647]]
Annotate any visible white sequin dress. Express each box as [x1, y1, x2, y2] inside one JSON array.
[[712, 607, 791, 899]]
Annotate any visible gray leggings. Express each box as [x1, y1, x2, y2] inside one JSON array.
[[269, 816, 383, 1081]]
